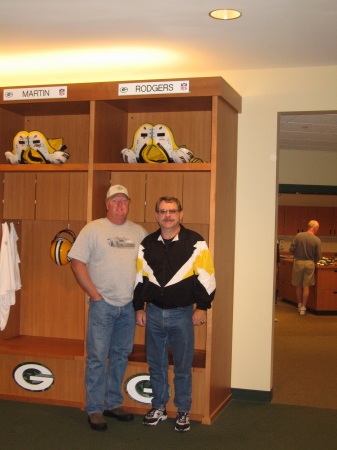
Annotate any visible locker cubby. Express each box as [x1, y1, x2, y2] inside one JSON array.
[[0, 77, 241, 423]]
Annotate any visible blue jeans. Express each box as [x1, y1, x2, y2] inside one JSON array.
[[146, 303, 194, 413], [85, 299, 135, 415]]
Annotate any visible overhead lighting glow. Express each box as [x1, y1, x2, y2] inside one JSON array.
[[209, 9, 242, 20], [0, 45, 183, 86]]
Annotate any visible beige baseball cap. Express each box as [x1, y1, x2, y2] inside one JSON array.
[[106, 185, 129, 199]]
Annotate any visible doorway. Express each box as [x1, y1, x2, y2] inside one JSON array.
[[273, 111, 337, 409]]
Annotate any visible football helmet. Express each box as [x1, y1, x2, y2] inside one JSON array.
[[121, 123, 195, 163], [50, 229, 76, 266], [5, 130, 70, 164]]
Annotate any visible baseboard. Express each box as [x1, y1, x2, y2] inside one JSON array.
[[231, 388, 272, 403]]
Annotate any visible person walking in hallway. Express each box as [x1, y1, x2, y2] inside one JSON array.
[[290, 220, 322, 316]]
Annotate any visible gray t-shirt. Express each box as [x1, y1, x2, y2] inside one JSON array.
[[68, 218, 147, 306], [289, 231, 322, 263]]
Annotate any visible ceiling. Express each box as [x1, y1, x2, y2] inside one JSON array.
[[1, 0, 337, 152], [280, 114, 337, 152], [1, 0, 337, 73]]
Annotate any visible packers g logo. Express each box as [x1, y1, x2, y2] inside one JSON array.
[[13, 362, 55, 392], [124, 373, 153, 404], [124, 373, 171, 404]]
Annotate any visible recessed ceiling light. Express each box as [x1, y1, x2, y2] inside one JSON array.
[[209, 9, 242, 20]]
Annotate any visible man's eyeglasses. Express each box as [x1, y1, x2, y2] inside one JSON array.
[[158, 209, 180, 215]]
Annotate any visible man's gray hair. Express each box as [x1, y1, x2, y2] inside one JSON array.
[[155, 196, 182, 212]]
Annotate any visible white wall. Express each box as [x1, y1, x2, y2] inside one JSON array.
[[222, 65, 337, 392], [279, 148, 337, 185]]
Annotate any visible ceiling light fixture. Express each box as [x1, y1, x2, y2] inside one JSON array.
[[209, 9, 242, 20]]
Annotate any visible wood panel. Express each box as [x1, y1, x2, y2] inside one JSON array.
[[93, 101, 128, 163], [35, 173, 69, 220], [69, 172, 88, 221], [278, 205, 285, 235], [3, 173, 36, 219], [0, 108, 25, 165], [0, 354, 85, 407], [127, 110, 212, 163], [300, 206, 317, 231], [139, 221, 158, 235], [91, 171, 110, 221], [145, 172, 183, 222], [205, 96, 237, 422], [24, 113, 90, 164], [183, 223, 209, 244], [121, 362, 205, 418], [182, 172, 210, 224], [316, 290, 337, 310], [110, 172, 146, 222], [316, 268, 337, 290], [316, 206, 334, 236], [20, 220, 85, 339], [284, 206, 301, 235], [333, 209, 337, 235]]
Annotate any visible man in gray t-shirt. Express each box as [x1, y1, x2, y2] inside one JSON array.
[[69, 185, 147, 430], [290, 220, 321, 316]]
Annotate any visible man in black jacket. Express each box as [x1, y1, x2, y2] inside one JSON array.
[[133, 196, 215, 432]]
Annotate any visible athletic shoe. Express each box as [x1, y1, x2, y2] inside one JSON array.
[[298, 303, 303, 312], [299, 306, 306, 316], [143, 408, 167, 425], [174, 412, 190, 432]]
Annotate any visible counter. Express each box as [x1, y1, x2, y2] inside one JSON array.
[[278, 258, 337, 313]]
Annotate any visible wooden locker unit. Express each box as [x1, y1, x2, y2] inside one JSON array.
[[0, 77, 241, 424]]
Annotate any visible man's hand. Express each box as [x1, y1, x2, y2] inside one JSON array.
[[192, 309, 207, 326], [136, 310, 146, 327]]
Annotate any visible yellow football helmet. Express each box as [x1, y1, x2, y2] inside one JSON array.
[[50, 229, 76, 266]]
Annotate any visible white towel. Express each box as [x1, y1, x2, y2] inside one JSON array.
[[0, 222, 21, 330]]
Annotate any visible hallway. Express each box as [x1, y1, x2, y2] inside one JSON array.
[[273, 300, 337, 409]]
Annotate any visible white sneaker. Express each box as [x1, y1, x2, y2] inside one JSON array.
[[299, 306, 306, 316], [174, 412, 190, 432], [298, 303, 303, 312], [143, 408, 167, 425]]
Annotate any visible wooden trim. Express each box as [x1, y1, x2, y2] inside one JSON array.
[[93, 163, 211, 172], [201, 394, 232, 425], [0, 77, 241, 112], [0, 336, 84, 360], [129, 344, 206, 368], [0, 163, 88, 172]]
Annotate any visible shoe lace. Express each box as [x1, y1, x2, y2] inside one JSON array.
[[176, 412, 188, 423], [147, 408, 160, 418]]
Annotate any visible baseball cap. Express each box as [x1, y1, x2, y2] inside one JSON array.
[[106, 185, 129, 199]]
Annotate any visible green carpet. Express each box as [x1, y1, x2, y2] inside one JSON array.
[[1, 399, 337, 450]]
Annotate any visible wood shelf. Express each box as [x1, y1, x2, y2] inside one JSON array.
[[0, 336, 85, 360], [0, 338, 206, 368], [0, 163, 88, 172], [93, 163, 211, 172], [129, 344, 206, 368]]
